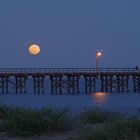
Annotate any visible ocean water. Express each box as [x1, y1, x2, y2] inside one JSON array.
[[0, 92, 140, 115]]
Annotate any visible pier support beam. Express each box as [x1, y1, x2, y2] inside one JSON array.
[[0, 76, 9, 93], [67, 75, 80, 94], [33, 76, 45, 94], [132, 75, 140, 93], [84, 75, 96, 93], [50, 75, 63, 94], [100, 75, 114, 92], [50, 75, 80, 94], [15, 76, 27, 94], [116, 75, 129, 93]]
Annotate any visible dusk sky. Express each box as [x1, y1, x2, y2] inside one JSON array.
[[0, 0, 140, 68]]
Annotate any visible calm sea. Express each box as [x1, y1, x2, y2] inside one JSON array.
[[0, 78, 140, 115], [1, 92, 140, 115]]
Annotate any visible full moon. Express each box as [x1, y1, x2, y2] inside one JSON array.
[[29, 44, 41, 55]]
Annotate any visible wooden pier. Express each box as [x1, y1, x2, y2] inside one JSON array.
[[0, 68, 140, 94]]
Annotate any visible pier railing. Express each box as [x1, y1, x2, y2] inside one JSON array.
[[0, 68, 139, 74]]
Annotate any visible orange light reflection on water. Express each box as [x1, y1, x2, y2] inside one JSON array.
[[92, 92, 110, 104], [95, 92, 108, 96]]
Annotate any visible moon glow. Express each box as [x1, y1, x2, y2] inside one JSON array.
[[29, 44, 41, 55]]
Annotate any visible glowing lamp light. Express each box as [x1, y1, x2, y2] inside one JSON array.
[[96, 51, 102, 57], [96, 50, 103, 71]]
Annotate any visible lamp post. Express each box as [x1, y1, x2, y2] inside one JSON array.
[[96, 51, 102, 71]]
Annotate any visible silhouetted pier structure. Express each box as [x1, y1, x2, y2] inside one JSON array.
[[0, 68, 140, 94]]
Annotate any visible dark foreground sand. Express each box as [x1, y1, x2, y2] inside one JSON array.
[[0, 133, 72, 140]]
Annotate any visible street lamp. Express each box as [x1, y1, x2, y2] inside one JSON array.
[[96, 51, 102, 71]]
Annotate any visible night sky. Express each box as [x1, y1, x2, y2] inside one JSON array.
[[0, 0, 140, 68]]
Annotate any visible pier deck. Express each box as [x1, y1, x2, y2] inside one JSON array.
[[0, 68, 140, 94]]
